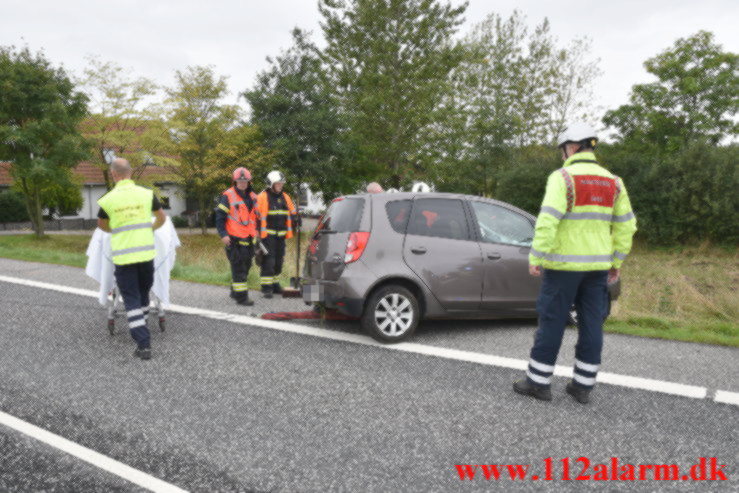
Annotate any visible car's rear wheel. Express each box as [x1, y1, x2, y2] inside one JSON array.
[[361, 285, 420, 343]]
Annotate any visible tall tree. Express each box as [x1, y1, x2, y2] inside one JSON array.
[[208, 123, 276, 193], [319, 0, 467, 188], [244, 28, 354, 201], [166, 66, 270, 234], [0, 46, 89, 237], [431, 11, 600, 196], [79, 57, 176, 189], [603, 31, 738, 151]]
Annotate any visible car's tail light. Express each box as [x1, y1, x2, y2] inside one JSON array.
[[344, 232, 370, 263]]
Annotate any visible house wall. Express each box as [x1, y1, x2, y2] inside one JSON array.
[[299, 183, 326, 216], [73, 183, 187, 220], [155, 184, 187, 217], [77, 185, 109, 220]]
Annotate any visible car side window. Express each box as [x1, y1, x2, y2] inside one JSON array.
[[385, 199, 412, 233], [471, 201, 533, 247], [407, 198, 469, 240]]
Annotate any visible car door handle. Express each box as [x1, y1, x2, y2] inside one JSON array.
[[487, 252, 501, 260], [410, 247, 427, 254]]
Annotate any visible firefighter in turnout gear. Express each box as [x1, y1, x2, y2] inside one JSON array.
[[97, 158, 167, 360], [256, 171, 299, 298], [513, 122, 637, 404], [215, 167, 260, 306]]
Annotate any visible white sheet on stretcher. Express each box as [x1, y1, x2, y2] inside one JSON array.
[[85, 217, 181, 307]]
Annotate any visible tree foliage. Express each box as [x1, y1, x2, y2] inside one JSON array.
[[166, 66, 239, 233], [166, 66, 271, 233], [0, 46, 89, 236], [319, 0, 467, 188], [603, 31, 738, 151], [601, 143, 738, 245], [79, 57, 176, 189], [244, 28, 352, 201], [431, 11, 600, 197]]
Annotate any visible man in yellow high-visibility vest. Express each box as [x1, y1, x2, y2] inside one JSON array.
[[513, 123, 637, 404], [97, 158, 167, 360]]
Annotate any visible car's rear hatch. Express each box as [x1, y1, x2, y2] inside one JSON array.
[[304, 196, 369, 282]]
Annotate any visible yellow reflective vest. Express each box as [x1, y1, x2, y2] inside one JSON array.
[[97, 179, 156, 266], [529, 151, 637, 271]]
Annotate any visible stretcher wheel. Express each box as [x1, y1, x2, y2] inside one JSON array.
[[159, 317, 166, 332], [107, 319, 115, 335]]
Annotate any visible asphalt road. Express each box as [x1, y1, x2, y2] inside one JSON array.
[[1, 257, 737, 394], [1, 264, 737, 491]]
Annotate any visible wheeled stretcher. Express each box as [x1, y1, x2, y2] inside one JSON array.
[[85, 217, 181, 336]]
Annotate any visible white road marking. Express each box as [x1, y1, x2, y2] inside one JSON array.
[[714, 390, 739, 406], [0, 274, 731, 406], [0, 410, 187, 493]]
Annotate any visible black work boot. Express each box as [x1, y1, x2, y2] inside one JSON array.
[[566, 382, 592, 404], [261, 286, 273, 299], [134, 347, 152, 360], [513, 379, 552, 401], [236, 292, 254, 306], [272, 282, 283, 295]]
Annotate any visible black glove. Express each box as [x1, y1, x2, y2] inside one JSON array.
[[293, 215, 302, 228]]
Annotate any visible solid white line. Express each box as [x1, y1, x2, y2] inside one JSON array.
[[0, 274, 726, 405], [0, 411, 187, 493], [714, 390, 739, 406]]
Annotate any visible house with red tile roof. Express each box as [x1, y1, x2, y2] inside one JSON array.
[[0, 161, 187, 220]]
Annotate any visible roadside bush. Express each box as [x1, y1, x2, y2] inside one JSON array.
[[602, 143, 739, 245], [171, 215, 189, 228], [0, 190, 29, 222], [494, 150, 559, 215]]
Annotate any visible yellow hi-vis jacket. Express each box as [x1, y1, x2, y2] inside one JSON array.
[[529, 151, 637, 271], [97, 179, 156, 266]]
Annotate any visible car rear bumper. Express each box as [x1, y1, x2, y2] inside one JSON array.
[[302, 260, 377, 318]]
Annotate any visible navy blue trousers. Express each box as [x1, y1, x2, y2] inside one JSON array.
[[260, 235, 286, 292], [526, 269, 609, 389], [114, 260, 154, 349]]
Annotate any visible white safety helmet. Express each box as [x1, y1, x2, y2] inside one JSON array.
[[557, 122, 598, 150], [266, 170, 286, 187], [411, 182, 431, 193]]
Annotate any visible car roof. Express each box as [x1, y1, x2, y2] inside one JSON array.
[[340, 192, 536, 221]]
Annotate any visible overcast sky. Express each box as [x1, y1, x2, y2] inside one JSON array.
[[2, 0, 737, 124]]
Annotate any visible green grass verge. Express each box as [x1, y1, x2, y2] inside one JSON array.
[[0, 234, 88, 268], [604, 318, 738, 347], [1, 234, 736, 347]]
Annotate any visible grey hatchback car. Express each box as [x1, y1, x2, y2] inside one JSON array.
[[302, 192, 620, 342]]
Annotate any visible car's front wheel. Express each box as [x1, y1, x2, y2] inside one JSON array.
[[361, 285, 420, 343]]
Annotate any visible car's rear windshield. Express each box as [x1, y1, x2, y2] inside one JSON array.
[[316, 197, 365, 233]]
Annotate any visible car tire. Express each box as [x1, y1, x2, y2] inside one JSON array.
[[361, 285, 420, 343]]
